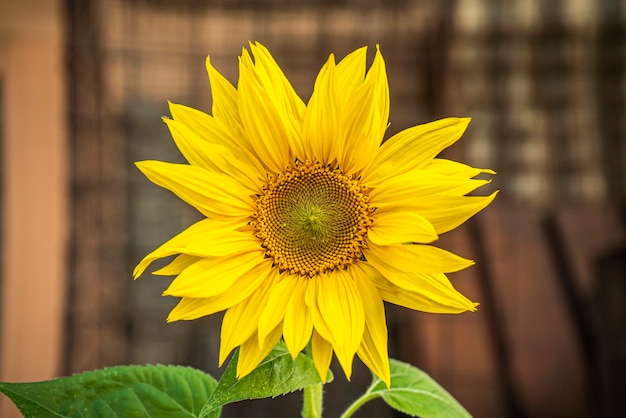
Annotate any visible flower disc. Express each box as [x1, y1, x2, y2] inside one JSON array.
[[253, 161, 373, 277]]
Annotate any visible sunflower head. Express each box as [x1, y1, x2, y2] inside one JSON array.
[[134, 42, 497, 388]]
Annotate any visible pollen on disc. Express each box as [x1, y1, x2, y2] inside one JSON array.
[[253, 161, 373, 277]]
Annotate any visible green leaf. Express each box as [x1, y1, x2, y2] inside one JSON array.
[[368, 359, 471, 418], [200, 342, 332, 417], [0, 364, 220, 418]]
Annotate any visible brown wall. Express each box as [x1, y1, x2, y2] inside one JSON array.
[[0, 1, 66, 417]]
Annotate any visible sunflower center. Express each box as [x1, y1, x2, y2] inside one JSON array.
[[252, 161, 373, 277]]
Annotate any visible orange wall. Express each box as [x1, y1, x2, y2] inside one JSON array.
[[0, 1, 66, 416]]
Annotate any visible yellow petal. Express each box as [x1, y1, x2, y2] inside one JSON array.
[[237, 326, 283, 378], [335, 46, 367, 105], [168, 101, 267, 179], [351, 264, 391, 387], [357, 326, 391, 388], [182, 231, 261, 258], [363, 118, 471, 185], [425, 158, 496, 178], [166, 259, 273, 321], [168, 101, 236, 156], [381, 275, 477, 313], [352, 264, 388, 355], [369, 45, 390, 139], [163, 117, 223, 169], [133, 218, 247, 278], [303, 54, 339, 165], [365, 243, 473, 274], [249, 43, 305, 117], [238, 48, 292, 173], [167, 297, 214, 322], [369, 169, 491, 208], [423, 192, 499, 233], [283, 277, 313, 359], [337, 46, 388, 175], [152, 254, 201, 276], [311, 330, 333, 383], [205, 56, 245, 140], [316, 269, 365, 380], [382, 192, 499, 234], [368, 209, 438, 245], [219, 268, 280, 365], [163, 117, 262, 191], [305, 274, 334, 343], [257, 272, 299, 348], [359, 261, 477, 313], [168, 100, 226, 137], [135, 160, 255, 220], [163, 250, 265, 298], [249, 42, 306, 160]]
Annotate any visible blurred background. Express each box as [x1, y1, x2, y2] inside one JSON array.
[[1, 0, 625, 417]]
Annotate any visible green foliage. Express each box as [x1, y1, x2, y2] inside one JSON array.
[[0, 351, 468, 418], [200, 342, 332, 417], [365, 359, 472, 418], [0, 365, 219, 418]]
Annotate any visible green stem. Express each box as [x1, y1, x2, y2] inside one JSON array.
[[339, 384, 380, 418], [302, 382, 323, 418]]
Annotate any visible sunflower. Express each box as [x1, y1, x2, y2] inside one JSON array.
[[133, 42, 497, 387]]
